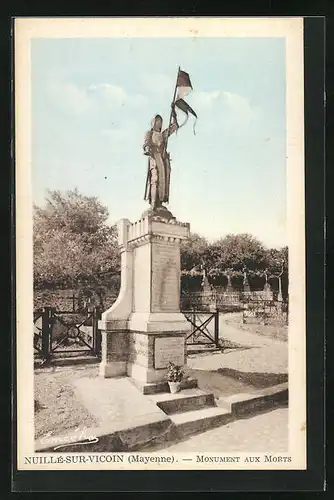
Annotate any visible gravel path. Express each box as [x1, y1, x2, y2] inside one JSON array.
[[219, 313, 287, 348], [187, 313, 288, 376], [164, 407, 288, 452]]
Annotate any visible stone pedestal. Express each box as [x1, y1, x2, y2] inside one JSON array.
[[225, 275, 233, 292], [99, 213, 191, 386], [277, 276, 283, 302], [263, 283, 273, 301]]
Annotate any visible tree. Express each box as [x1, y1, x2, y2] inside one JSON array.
[[180, 232, 279, 291], [264, 245, 288, 297], [33, 189, 120, 288], [180, 233, 208, 294], [180, 232, 208, 272], [203, 233, 267, 277], [265, 246, 288, 275]]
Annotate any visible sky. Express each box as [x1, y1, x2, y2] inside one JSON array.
[[31, 37, 286, 249]]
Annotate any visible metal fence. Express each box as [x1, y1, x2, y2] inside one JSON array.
[[182, 309, 221, 347], [34, 307, 102, 364], [242, 299, 288, 326], [181, 290, 242, 312], [180, 290, 288, 326]]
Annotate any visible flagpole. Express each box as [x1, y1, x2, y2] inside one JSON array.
[[164, 66, 180, 154]]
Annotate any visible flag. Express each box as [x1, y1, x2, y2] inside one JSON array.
[[173, 69, 197, 134], [176, 70, 193, 100], [174, 98, 197, 120]]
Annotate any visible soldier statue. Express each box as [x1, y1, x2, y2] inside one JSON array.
[[143, 110, 179, 213]]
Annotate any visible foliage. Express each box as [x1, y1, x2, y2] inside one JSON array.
[[204, 233, 267, 275], [166, 362, 184, 382], [34, 189, 120, 288], [265, 246, 288, 275], [180, 232, 288, 283], [180, 232, 208, 272]]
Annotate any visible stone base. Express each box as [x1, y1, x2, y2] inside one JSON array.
[[100, 329, 188, 382], [128, 312, 190, 332], [99, 361, 127, 378], [99, 330, 129, 378], [127, 330, 187, 384], [129, 376, 198, 395], [141, 204, 175, 222], [127, 363, 168, 384]]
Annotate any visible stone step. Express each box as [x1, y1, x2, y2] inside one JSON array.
[[218, 383, 289, 415], [170, 406, 232, 436], [149, 388, 216, 415], [131, 377, 198, 395], [34, 355, 99, 368]]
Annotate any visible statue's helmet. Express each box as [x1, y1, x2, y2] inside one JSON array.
[[151, 114, 163, 129]]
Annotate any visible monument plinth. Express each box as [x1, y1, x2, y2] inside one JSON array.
[[99, 213, 191, 385]]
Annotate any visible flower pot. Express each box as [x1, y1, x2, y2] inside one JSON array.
[[168, 381, 181, 394]]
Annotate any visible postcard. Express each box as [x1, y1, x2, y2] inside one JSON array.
[[15, 17, 306, 471]]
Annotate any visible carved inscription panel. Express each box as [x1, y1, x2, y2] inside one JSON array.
[[151, 243, 180, 313], [154, 336, 185, 369]]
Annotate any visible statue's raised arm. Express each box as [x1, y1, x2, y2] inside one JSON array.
[[162, 109, 179, 141]]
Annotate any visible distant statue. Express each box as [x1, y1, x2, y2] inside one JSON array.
[[143, 112, 179, 212], [201, 267, 211, 292], [225, 270, 233, 291], [263, 269, 272, 299], [242, 266, 250, 292], [263, 269, 270, 291], [278, 261, 284, 301]]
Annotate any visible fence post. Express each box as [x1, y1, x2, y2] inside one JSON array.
[[92, 307, 97, 354], [92, 307, 96, 353], [42, 307, 51, 362], [214, 308, 219, 347], [93, 306, 102, 357]]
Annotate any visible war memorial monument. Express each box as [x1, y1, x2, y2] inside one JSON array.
[[98, 69, 197, 391]]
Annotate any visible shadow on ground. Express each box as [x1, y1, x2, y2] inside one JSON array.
[[217, 368, 288, 389], [186, 367, 288, 398], [187, 368, 254, 397], [187, 344, 256, 356]]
